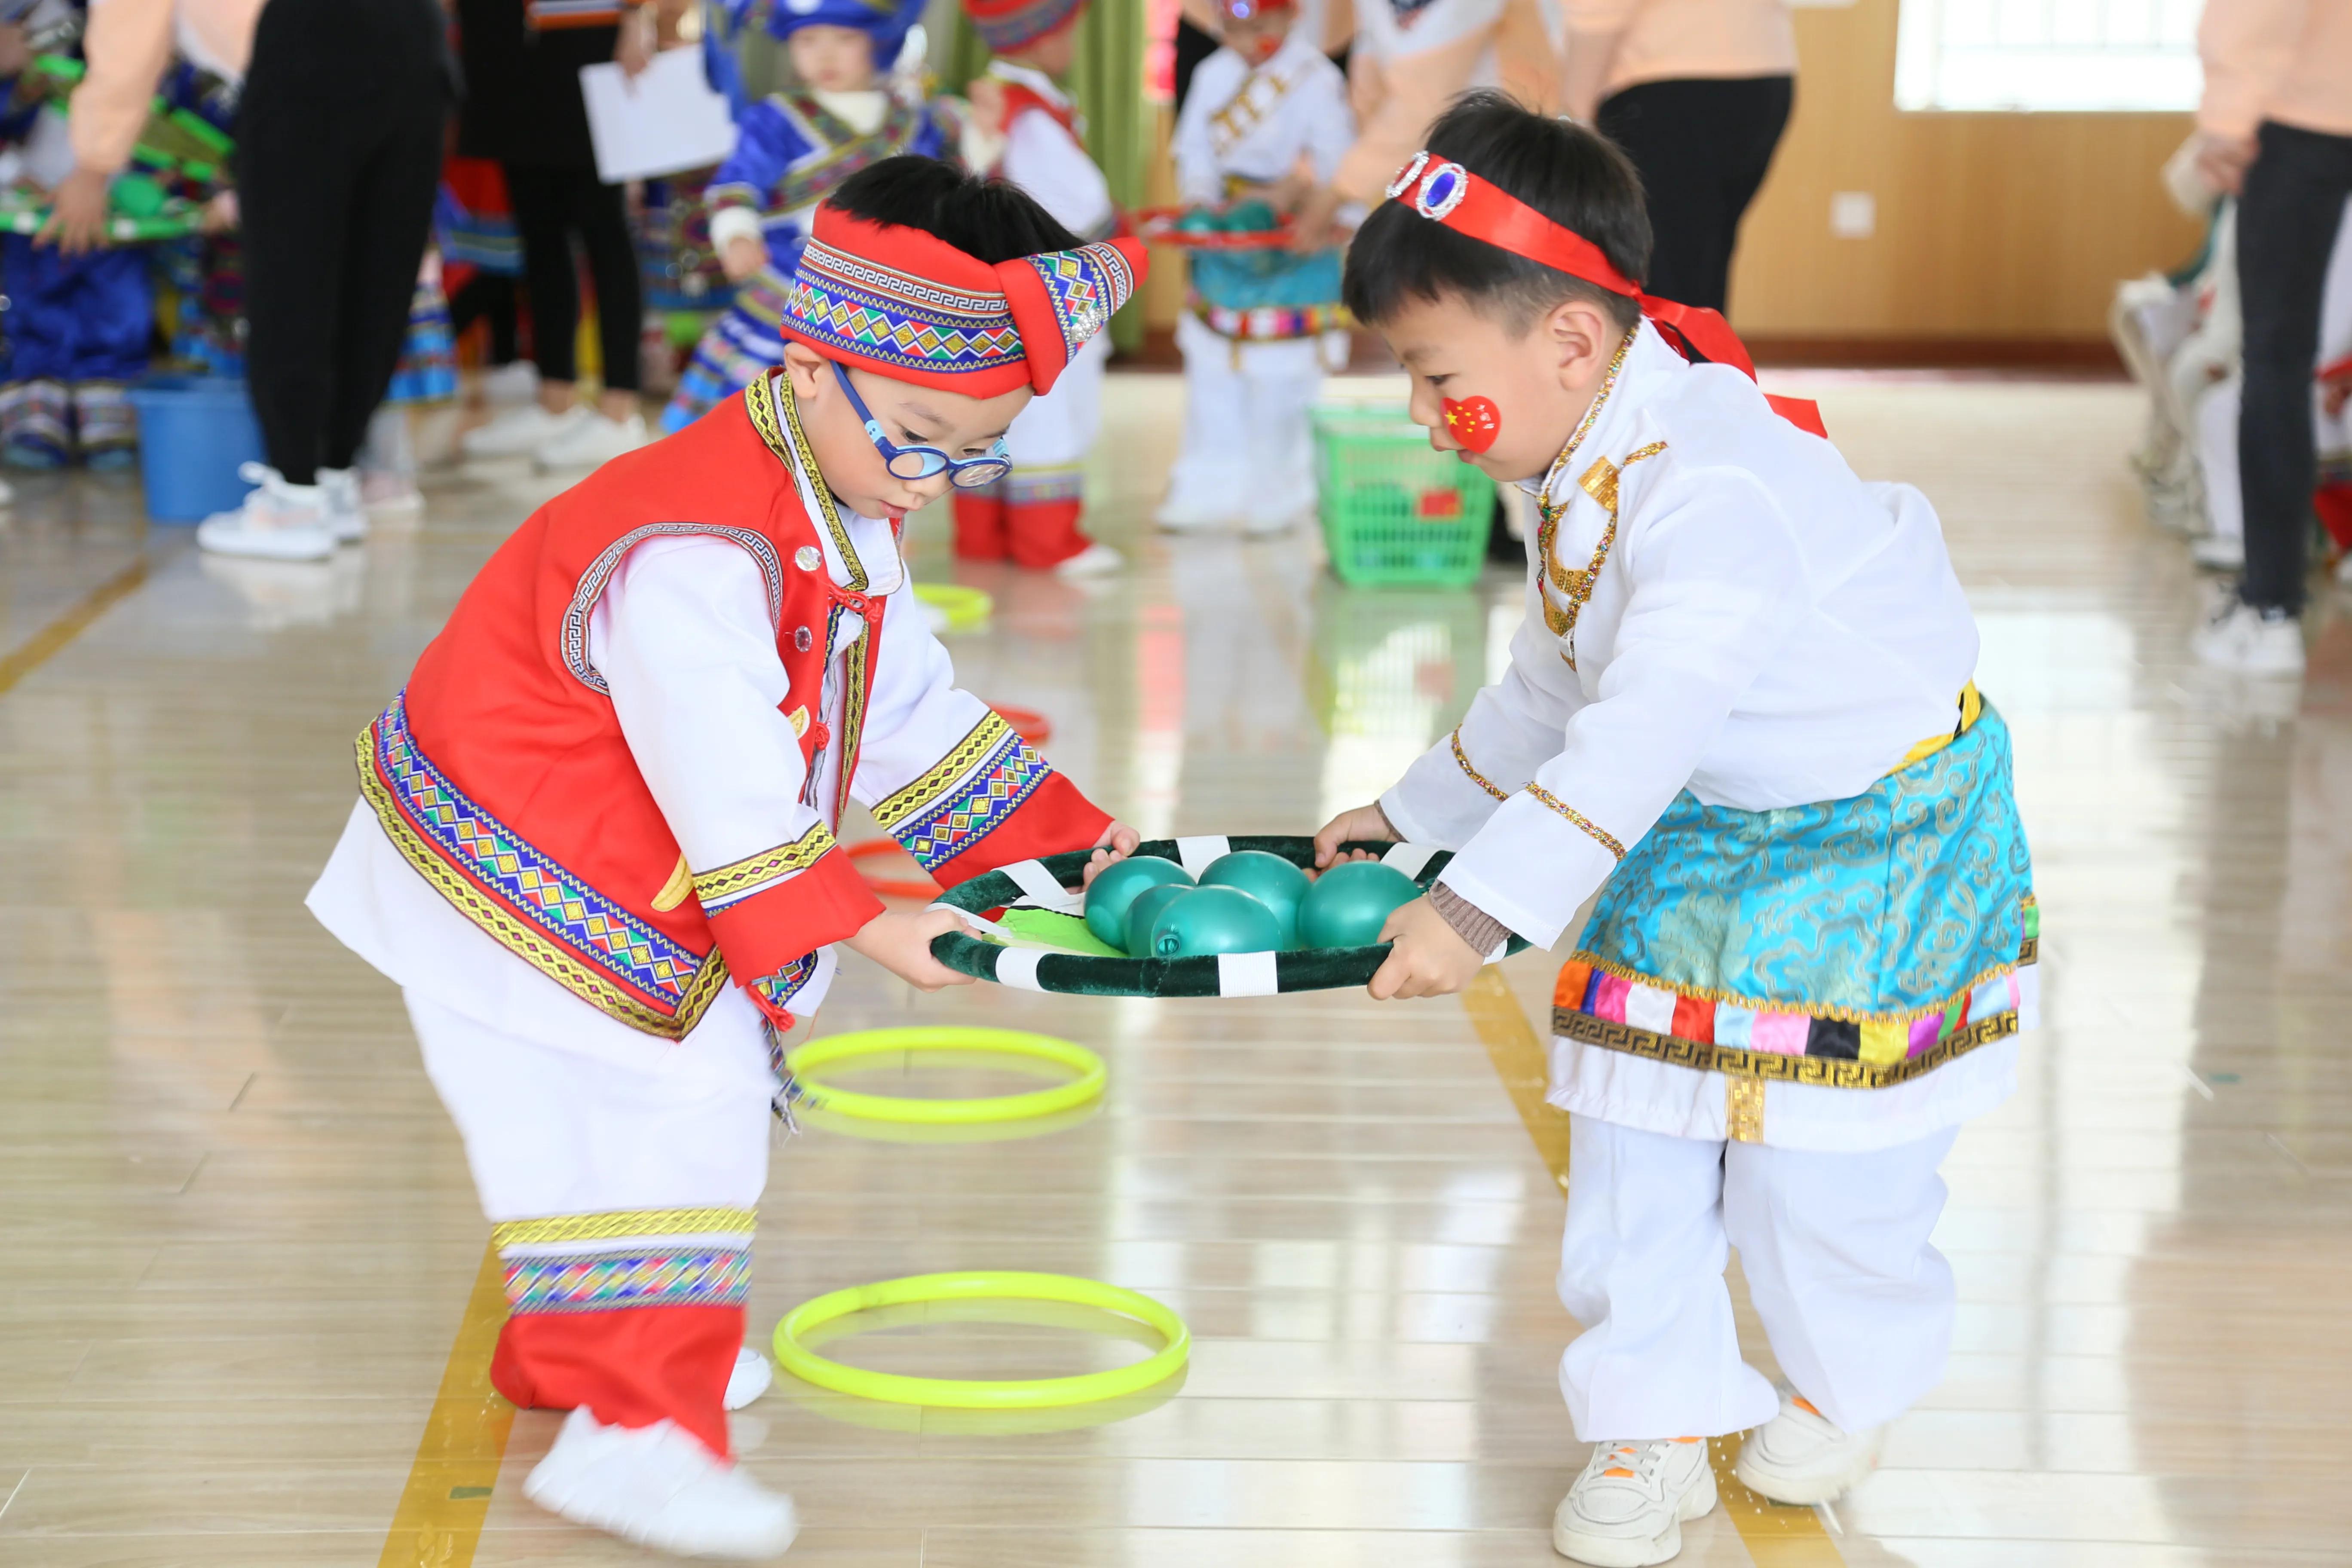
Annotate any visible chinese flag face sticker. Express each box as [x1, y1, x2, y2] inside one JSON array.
[[1441, 395, 1501, 453]]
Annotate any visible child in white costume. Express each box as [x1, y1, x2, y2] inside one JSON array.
[[1158, 0, 1354, 534], [308, 159, 1144, 1560], [953, 0, 1123, 576], [1315, 98, 2034, 1568]]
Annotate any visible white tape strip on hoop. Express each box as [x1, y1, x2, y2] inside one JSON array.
[[1216, 951, 1280, 997], [1381, 842, 1439, 879], [998, 858, 1085, 913], [1175, 836, 1231, 876], [993, 947, 1047, 991]]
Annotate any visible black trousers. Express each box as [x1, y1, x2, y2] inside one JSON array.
[[1596, 75, 1793, 314], [2236, 120, 2352, 613], [236, 0, 447, 484], [450, 272, 522, 367], [502, 165, 643, 393]]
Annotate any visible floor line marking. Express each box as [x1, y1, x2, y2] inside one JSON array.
[[377, 1242, 515, 1568], [0, 555, 152, 698], [1458, 968, 1846, 1568]]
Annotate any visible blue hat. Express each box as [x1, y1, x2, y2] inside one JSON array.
[[752, 0, 925, 55]]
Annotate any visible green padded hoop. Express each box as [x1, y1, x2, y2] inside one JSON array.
[[925, 836, 1526, 998]]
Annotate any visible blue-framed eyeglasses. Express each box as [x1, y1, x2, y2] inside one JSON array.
[[831, 361, 1011, 490]]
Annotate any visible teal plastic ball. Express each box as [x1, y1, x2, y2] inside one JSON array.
[[1084, 858, 1194, 948], [1224, 199, 1279, 233], [1198, 850, 1309, 948], [1298, 861, 1424, 949], [1124, 882, 1194, 957], [1147, 886, 1284, 958]]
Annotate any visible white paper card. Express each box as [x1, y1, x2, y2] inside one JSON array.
[[580, 50, 737, 184]]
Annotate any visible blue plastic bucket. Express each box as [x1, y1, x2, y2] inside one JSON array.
[[125, 377, 266, 524]]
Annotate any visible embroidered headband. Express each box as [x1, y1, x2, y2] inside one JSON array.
[[1387, 152, 1826, 436], [1218, 0, 1294, 19], [757, 0, 923, 50], [962, 0, 1087, 52], [780, 205, 1145, 397]]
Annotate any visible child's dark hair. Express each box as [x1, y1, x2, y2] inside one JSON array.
[[1343, 92, 1651, 335], [828, 155, 1083, 263]]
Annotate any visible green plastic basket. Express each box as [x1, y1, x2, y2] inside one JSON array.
[[1312, 404, 1495, 587]]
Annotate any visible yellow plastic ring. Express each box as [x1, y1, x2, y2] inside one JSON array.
[[784, 1027, 1105, 1124], [913, 582, 993, 631], [772, 1271, 1190, 1409]]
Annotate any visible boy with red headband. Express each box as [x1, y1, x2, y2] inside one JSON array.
[[953, 0, 1124, 575], [308, 157, 1143, 1560], [1158, 0, 1355, 534], [1313, 95, 2034, 1567]]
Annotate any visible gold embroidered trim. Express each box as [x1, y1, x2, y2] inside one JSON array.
[[492, 1207, 759, 1248], [652, 854, 695, 913], [1568, 943, 2032, 1027], [1525, 784, 1626, 860], [747, 371, 868, 592], [1555, 1005, 2019, 1088], [1542, 432, 1666, 667], [353, 727, 731, 1041], [1725, 1075, 1765, 1142], [694, 822, 836, 903], [1451, 728, 1507, 801], [871, 710, 1014, 830]]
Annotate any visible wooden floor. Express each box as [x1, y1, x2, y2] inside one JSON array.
[[2, 371, 2349, 1568]]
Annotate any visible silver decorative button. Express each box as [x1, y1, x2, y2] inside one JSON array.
[[793, 626, 813, 652], [795, 545, 821, 571]]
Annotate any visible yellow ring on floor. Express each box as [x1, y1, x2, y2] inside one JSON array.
[[912, 582, 993, 631], [784, 1027, 1105, 1124], [772, 1271, 1190, 1409]]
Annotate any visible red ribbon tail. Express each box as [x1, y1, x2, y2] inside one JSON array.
[[1641, 297, 1758, 380], [1763, 394, 1829, 439]]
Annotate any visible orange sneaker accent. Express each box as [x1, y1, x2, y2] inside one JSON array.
[[1793, 1396, 1822, 1418], [1602, 1468, 1636, 1478], [1673, 1436, 1701, 1444]]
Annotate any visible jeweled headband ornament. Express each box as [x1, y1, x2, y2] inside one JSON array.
[[1387, 152, 1826, 436], [779, 205, 1146, 397]]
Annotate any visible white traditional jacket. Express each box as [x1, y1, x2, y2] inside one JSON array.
[[1171, 34, 1354, 207]]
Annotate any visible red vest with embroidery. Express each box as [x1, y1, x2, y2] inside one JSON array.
[[353, 375, 1094, 1038]]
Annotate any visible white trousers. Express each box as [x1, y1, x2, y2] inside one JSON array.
[[1006, 331, 1109, 472], [1556, 1113, 1959, 1442], [407, 989, 775, 1223], [1164, 312, 1327, 523]]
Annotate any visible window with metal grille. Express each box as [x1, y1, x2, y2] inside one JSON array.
[[1894, 0, 2203, 112]]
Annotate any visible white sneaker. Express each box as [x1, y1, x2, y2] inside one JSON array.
[[2192, 600, 2305, 675], [2189, 531, 2245, 570], [195, 463, 337, 562], [0, 474, 15, 505], [535, 410, 649, 473], [361, 468, 424, 517], [315, 466, 367, 545], [1053, 541, 1124, 579], [523, 1407, 796, 1560], [1154, 495, 1237, 532], [480, 360, 542, 407], [463, 403, 584, 460], [724, 1347, 772, 1412], [1552, 1436, 1715, 1567], [1733, 1392, 1883, 1505]]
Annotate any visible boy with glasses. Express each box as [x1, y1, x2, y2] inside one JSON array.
[[308, 156, 1143, 1560]]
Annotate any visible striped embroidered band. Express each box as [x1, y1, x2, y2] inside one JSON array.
[[962, 0, 1087, 52], [780, 206, 1144, 397], [355, 692, 729, 1039], [493, 1206, 757, 1315], [693, 822, 837, 913], [872, 709, 1055, 872], [1451, 728, 1507, 801]]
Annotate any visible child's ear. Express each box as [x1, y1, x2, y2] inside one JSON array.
[[781, 343, 828, 402], [1544, 297, 1616, 389]]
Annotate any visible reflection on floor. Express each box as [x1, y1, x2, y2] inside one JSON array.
[[0, 369, 2346, 1567]]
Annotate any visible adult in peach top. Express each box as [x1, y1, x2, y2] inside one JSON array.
[[1561, 0, 1796, 315], [2186, 0, 2352, 677]]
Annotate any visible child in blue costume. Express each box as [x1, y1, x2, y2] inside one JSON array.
[[0, 0, 152, 470], [662, 0, 959, 432]]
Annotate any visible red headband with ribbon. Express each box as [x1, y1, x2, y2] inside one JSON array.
[[1387, 153, 1825, 438]]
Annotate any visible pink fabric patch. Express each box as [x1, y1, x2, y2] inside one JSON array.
[[1907, 1012, 1944, 1057], [1591, 974, 1633, 1024], [1749, 1011, 1810, 1055]]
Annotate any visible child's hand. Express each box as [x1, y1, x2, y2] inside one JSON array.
[[720, 234, 769, 283], [1366, 897, 1483, 1001], [842, 906, 975, 992], [1080, 821, 1142, 888], [1312, 802, 1398, 867]]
